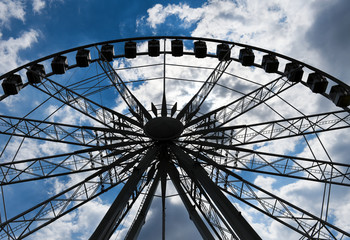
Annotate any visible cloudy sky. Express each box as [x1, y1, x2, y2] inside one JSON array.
[[0, 0, 350, 239]]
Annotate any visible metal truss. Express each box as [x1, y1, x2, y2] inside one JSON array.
[[31, 76, 141, 129], [176, 51, 233, 123], [183, 145, 350, 186], [0, 147, 148, 240], [1, 36, 350, 240], [183, 110, 350, 146], [0, 146, 148, 185], [96, 50, 152, 125], [187, 150, 350, 239], [0, 115, 101, 146], [186, 75, 297, 129]]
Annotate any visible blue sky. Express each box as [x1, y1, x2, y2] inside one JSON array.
[[1, 0, 204, 66], [1, 0, 350, 239]]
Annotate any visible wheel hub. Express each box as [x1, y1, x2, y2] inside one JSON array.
[[144, 117, 184, 141]]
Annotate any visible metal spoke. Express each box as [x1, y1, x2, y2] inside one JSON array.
[[96, 50, 152, 125], [176, 51, 233, 123], [0, 165, 123, 239], [186, 75, 297, 129], [183, 145, 350, 186], [0, 115, 102, 147], [170, 143, 262, 240], [183, 110, 350, 146], [31, 76, 141, 129], [0, 144, 147, 185], [195, 154, 350, 239], [89, 145, 159, 239]]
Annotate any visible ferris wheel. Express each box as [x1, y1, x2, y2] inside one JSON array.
[[0, 36, 350, 239]]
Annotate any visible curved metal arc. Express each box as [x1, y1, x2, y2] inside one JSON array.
[[2, 36, 349, 91]]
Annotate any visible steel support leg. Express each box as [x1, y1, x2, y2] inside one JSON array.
[[89, 146, 159, 240], [168, 163, 215, 240], [125, 170, 161, 240], [170, 144, 261, 240]]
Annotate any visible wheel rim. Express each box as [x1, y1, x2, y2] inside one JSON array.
[[0, 36, 350, 239]]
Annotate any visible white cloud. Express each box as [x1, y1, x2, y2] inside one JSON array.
[[141, 0, 349, 81], [29, 199, 110, 240], [32, 0, 46, 13], [1, 0, 349, 239], [133, 1, 350, 238], [0, 0, 26, 26], [0, 29, 39, 74], [146, 3, 204, 29]]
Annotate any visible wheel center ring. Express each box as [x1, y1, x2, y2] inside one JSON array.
[[144, 117, 184, 141]]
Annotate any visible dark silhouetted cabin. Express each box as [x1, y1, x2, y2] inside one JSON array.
[[194, 41, 207, 58], [27, 64, 45, 84], [329, 85, 350, 107], [100, 44, 114, 62], [284, 63, 303, 82], [171, 39, 183, 57], [2, 74, 23, 95], [125, 41, 137, 59], [262, 54, 279, 73], [148, 39, 160, 57], [51, 56, 68, 74], [307, 73, 328, 94], [239, 48, 255, 66], [216, 43, 231, 61], [76, 49, 91, 67]]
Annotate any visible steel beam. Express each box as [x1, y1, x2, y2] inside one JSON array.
[[0, 145, 145, 185], [125, 169, 161, 240], [89, 145, 159, 240], [186, 75, 296, 128], [176, 53, 233, 123], [182, 145, 350, 186], [0, 115, 99, 146], [194, 152, 350, 239], [170, 144, 261, 240], [167, 163, 215, 240], [182, 110, 350, 148], [96, 55, 152, 124], [31, 76, 141, 129]]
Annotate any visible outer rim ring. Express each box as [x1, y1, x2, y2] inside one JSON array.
[[1, 36, 349, 91]]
